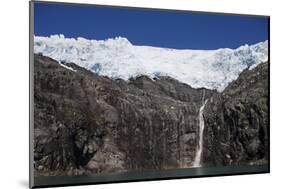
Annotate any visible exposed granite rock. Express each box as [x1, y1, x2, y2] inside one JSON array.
[[33, 54, 215, 176], [202, 62, 269, 166], [33, 53, 269, 176]]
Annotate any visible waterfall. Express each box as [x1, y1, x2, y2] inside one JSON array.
[[193, 92, 208, 167]]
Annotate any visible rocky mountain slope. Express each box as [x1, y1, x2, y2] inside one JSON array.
[[202, 62, 269, 166], [33, 54, 215, 176], [33, 50, 268, 177]]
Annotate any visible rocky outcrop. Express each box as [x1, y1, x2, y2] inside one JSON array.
[[33, 53, 269, 176], [202, 62, 269, 166], [33, 54, 215, 176]]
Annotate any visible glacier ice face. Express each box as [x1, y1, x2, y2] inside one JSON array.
[[34, 35, 268, 92]]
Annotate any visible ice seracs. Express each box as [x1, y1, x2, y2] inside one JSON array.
[[34, 35, 268, 92]]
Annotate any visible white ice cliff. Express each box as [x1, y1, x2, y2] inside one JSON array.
[[34, 35, 268, 91]]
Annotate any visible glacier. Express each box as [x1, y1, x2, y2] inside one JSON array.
[[34, 34, 268, 92]]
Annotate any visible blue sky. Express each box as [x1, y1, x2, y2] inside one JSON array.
[[34, 2, 269, 50]]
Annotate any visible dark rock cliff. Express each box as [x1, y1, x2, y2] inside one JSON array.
[[33, 54, 215, 176], [202, 62, 269, 166], [33, 53, 269, 176]]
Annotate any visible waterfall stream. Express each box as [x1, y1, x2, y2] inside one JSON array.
[[193, 97, 208, 167]]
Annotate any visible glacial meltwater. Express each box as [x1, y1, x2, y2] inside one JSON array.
[[193, 99, 208, 167]]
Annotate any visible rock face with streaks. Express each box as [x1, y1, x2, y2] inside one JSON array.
[[202, 62, 269, 166], [33, 53, 269, 176], [33, 54, 215, 176]]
